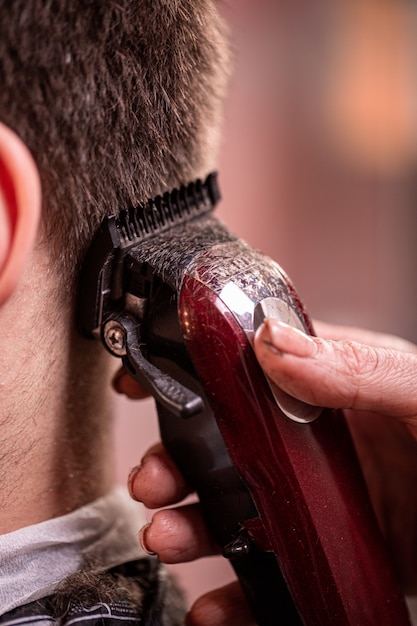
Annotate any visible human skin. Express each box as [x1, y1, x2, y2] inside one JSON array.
[[122, 320, 417, 625]]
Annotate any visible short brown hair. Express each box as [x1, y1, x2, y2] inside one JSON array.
[[0, 1, 229, 284]]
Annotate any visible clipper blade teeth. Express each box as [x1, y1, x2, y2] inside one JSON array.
[[116, 173, 219, 245]]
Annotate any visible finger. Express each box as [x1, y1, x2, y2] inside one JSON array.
[[140, 503, 220, 563], [254, 319, 417, 419], [112, 367, 150, 399], [313, 320, 417, 354], [186, 582, 256, 626], [129, 443, 192, 508]]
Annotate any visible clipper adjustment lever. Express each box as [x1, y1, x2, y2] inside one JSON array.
[[103, 315, 204, 418]]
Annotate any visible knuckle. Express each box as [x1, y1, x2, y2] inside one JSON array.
[[337, 341, 381, 408], [338, 341, 417, 411]]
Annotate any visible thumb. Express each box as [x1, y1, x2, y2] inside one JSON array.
[[254, 319, 417, 421]]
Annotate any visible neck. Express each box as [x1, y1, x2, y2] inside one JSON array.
[[0, 255, 116, 533]]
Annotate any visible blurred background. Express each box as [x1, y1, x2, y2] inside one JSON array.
[[114, 0, 417, 610]]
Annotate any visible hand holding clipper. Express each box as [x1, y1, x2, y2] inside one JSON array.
[[78, 173, 411, 625]]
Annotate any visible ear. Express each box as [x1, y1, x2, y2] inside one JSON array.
[[0, 122, 41, 305]]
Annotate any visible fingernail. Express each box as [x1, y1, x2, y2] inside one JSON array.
[[128, 450, 156, 499], [139, 523, 157, 557], [128, 464, 142, 500], [262, 320, 317, 358]]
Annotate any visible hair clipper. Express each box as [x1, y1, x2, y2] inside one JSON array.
[[78, 173, 411, 625]]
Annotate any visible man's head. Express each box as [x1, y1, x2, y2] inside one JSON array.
[[0, 0, 229, 294], [0, 1, 230, 523]]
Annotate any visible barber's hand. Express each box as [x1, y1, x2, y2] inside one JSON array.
[[123, 319, 417, 624], [114, 371, 255, 625], [254, 319, 417, 594], [255, 319, 417, 435], [127, 442, 255, 626]]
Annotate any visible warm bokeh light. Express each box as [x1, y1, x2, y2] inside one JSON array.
[[322, 0, 417, 173]]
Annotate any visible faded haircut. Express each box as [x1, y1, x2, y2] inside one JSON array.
[[0, 0, 230, 285]]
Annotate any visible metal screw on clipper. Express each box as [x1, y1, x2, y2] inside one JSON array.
[[103, 321, 127, 356]]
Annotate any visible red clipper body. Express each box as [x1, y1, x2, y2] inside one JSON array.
[[175, 241, 410, 624]]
